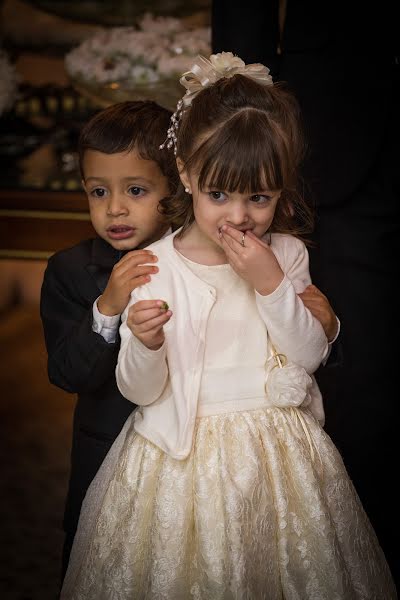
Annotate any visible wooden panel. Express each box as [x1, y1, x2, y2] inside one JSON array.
[[0, 189, 88, 211], [0, 214, 96, 259], [0, 188, 95, 259]]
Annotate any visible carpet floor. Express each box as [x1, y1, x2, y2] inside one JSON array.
[[0, 305, 74, 600]]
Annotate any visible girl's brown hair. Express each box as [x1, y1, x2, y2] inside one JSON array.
[[161, 74, 313, 240]]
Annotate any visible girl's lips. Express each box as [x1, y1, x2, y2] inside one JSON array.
[[107, 225, 135, 240]]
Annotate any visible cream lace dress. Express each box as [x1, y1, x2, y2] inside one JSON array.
[[61, 257, 396, 600]]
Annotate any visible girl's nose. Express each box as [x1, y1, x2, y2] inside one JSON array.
[[226, 202, 249, 226]]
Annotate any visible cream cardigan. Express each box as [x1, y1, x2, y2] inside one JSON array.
[[116, 229, 329, 460]]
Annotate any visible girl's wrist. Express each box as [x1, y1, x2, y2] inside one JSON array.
[[255, 271, 284, 296]]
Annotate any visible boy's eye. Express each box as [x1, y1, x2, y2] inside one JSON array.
[[208, 191, 227, 202], [91, 187, 107, 198], [128, 186, 146, 197]]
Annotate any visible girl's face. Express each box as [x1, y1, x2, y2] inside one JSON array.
[[180, 169, 280, 251]]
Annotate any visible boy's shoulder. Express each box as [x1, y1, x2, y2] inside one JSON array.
[[47, 238, 96, 272], [46, 237, 118, 282], [49, 238, 95, 260]]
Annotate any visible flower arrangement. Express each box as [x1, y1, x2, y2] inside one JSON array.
[[0, 50, 19, 116], [64, 13, 210, 88]]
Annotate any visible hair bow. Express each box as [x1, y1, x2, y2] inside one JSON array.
[[179, 52, 274, 107]]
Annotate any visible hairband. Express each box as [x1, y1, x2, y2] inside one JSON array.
[[159, 52, 274, 155]]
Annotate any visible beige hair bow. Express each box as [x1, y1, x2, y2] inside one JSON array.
[[179, 51, 274, 107]]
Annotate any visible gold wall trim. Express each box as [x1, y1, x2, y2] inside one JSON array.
[[0, 249, 53, 260], [0, 209, 91, 221]]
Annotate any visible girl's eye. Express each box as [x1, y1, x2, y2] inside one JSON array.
[[128, 186, 146, 197], [250, 194, 272, 204], [208, 191, 227, 202], [90, 187, 108, 198]]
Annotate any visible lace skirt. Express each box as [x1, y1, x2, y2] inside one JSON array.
[[61, 407, 396, 600]]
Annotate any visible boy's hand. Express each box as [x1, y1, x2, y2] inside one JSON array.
[[126, 300, 172, 350], [97, 250, 159, 317], [298, 284, 338, 341]]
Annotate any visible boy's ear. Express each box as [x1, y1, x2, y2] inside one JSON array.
[[176, 158, 190, 191]]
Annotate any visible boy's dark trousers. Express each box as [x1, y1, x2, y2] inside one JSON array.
[[40, 237, 136, 580]]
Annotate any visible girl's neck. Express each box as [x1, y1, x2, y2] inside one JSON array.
[[174, 223, 228, 266]]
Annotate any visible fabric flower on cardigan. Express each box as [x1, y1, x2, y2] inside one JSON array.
[[265, 362, 313, 409], [180, 51, 273, 107]]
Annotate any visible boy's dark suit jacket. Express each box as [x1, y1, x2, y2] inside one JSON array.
[[40, 237, 135, 576], [212, 0, 399, 584]]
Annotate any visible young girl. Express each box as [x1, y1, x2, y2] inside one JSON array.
[[61, 53, 396, 599]]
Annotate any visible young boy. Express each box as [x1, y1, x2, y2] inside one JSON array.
[[40, 100, 340, 580], [40, 101, 179, 578]]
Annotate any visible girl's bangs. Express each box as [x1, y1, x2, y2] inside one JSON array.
[[193, 120, 286, 194]]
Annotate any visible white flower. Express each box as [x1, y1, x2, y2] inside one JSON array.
[[158, 55, 199, 78], [209, 51, 245, 74], [173, 28, 211, 56], [265, 363, 313, 408], [129, 64, 159, 84]]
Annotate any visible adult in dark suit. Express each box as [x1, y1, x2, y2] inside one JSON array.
[[212, 0, 400, 586]]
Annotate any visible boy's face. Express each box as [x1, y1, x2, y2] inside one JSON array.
[[82, 149, 170, 251]]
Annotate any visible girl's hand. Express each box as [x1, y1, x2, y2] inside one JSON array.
[[97, 250, 159, 317], [298, 284, 338, 341], [219, 225, 284, 295], [126, 299, 172, 350]]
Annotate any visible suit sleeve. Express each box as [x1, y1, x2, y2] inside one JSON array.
[[255, 237, 329, 373], [116, 287, 169, 406], [40, 257, 120, 394]]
